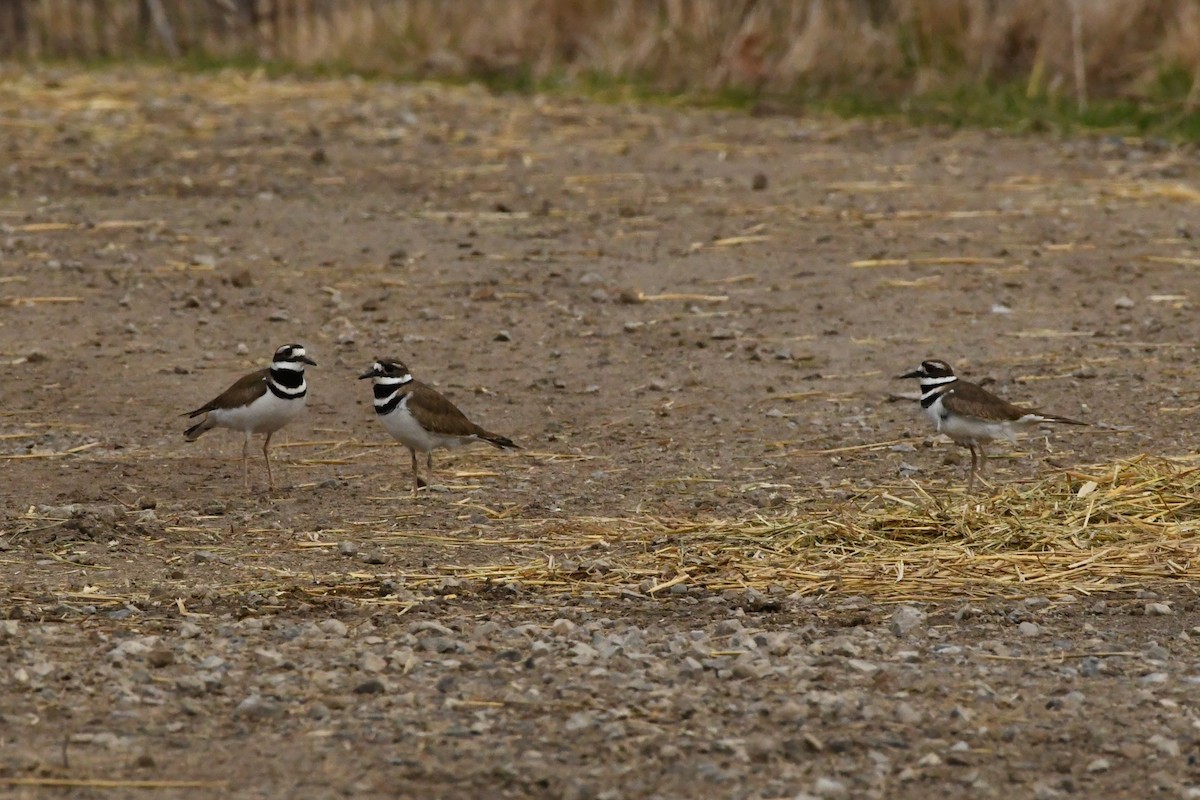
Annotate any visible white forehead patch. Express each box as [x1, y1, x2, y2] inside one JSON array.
[[273, 345, 308, 365]]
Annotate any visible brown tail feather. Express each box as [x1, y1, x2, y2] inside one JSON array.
[[1036, 412, 1087, 426], [184, 415, 214, 441], [480, 432, 520, 450]]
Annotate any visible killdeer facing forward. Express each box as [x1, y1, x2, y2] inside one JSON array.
[[359, 359, 519, 495], [184, 343, 316, 491], [897, 359, 1086, 492]]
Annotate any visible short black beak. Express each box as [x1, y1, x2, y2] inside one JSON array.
[[358, 369, 376, 380], [897, 369, 924, 380], [300, 355, 317, 366]]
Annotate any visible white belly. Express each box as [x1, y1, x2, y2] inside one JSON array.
[[938, 413, 1017, 446], [210, 392, 306, 435], [378, 396, 469, 453], [925, 396, 1017, 445]]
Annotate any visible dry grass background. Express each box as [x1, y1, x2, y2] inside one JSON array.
[[4, 0, 1200, 109]]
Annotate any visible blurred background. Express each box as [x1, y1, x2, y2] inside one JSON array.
[[2, 0, 1198, 123]]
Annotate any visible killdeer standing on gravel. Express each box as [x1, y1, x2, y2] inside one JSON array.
[[359, 359, 519, 495], [897, 359, 1086, 492], [183, 343, 316, 491]]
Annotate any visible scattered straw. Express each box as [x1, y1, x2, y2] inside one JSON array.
[[709, 235, 770, 248], [12, 447, 1200, 611], [851, 257, 1009, 269], [177, 455, 1200, 609], [0, 778, 223, 790], [1003, 330, 1096, 339], [1145, 256, 1200, 267], [629, 291, 729, 303], [385, 456, 1200, 602], [0, 442, 100, 460], [2, 296, 84, 307]]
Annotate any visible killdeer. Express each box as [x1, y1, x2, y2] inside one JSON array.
[[183, 343, 316, 491], [897, 359, 1086, 492], [359, 359, 519, 495]]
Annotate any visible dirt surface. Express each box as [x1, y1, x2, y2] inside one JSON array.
[[2, 67, 1200, 798]]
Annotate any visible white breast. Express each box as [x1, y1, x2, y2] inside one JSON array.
[[921, 395, 946, 430], [378, 395, 470, 453], [210, 391, 306, 435], [926, 395, 1017, 445]]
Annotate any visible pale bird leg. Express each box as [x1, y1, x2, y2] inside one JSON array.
[[242, 434, 251, 492], [263, 431, 275, 492], [966, 444, 979, 494]]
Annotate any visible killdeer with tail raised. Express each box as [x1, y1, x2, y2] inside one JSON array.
[[183, 343, 316, 491], [897, 359, 1086, 492], [359, 359, 519, 495]]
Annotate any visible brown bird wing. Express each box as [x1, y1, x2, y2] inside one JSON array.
[[942, 381, 1086, 425], [407, 382, 496, 438], [185, 368, 269, 417], [940, 381, 1031, 423], [405, 383, 520, 447]]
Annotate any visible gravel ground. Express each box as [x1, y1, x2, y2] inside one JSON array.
[[4, 591, 1200, 799]]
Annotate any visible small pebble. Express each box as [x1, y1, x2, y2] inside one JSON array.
[[890, 605, 925, 637], [1148, 734, 1181, 757], [846, 658, 878, 675], [234, 694, 282, 720], [353, 679, 386, 695], [147, 649, 174, 668], [360, 653, 387, 673], [319, 619, 349, 637], [551, 618, 577, 637], [565, 712, 595, 732], [812, 777, 847, 798]]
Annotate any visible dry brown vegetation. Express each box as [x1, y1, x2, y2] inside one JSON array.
[[4, 0, 1200, 108]]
